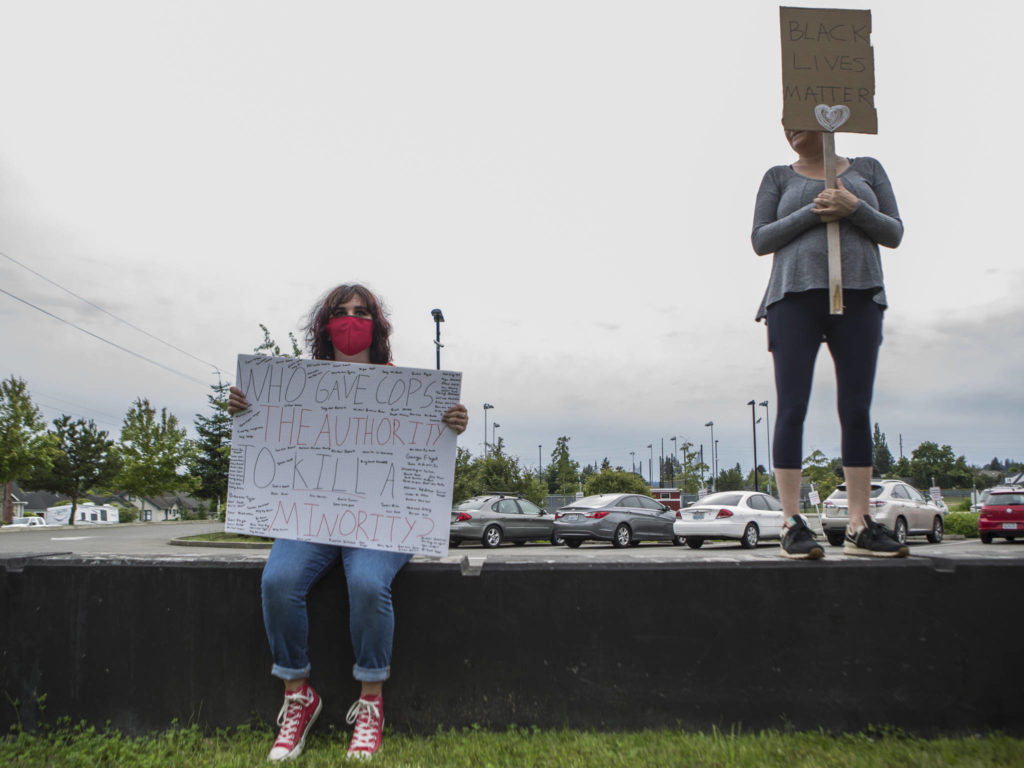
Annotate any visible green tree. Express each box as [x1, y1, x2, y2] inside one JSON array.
[[451, 440, 547, 505], [744, 465, 769, 491], [1, 376, 55, 521], [676, 441, 707, 494], [117, 398, 198, 501], [254, 324, 302, 357], [583, 468, 651, 496], [23, 416, 121, 525], [187, 382, 232, 508], [452, 447, 476, 504], [888, 455, 911, 480], [803, 449, 841, 500], [716, 463, 746, 492], [544, 436, 580, 495], [662, 454, 682, 486], [908, 442, 972, 488], [872, 424, 893, 475]]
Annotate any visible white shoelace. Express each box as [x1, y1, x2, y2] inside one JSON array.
[[346, 698, 382, 752], [275, 689, 313, 744]]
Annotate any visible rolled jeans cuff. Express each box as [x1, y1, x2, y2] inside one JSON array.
[[353, 663, 390, 683], [271, 662, 312, 682]]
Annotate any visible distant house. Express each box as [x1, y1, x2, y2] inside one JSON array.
[[7, 482, 202, 523], [46, 503, 120, 525], [91, 490, 201, 522]]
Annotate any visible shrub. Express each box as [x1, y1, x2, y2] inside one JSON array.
[[949, 497, 972, 512], [944, 512, 978, 538], [117, 505, 138, 524]]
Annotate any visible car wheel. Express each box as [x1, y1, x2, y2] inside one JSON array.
[[739, 523, 760, 549], [672, 536, 686, 546], [926, 516, 944, 544], [565, 539, 583, 548], [612, 524, 632, 548], [980, 532, 993, 544], [550, 534, 564, 546], [686, 537, 704, 549], [893, 517, 908, 545], [448, 539, 461, 548], [825, 530, 845, 547], [482, 525, 503, 548]]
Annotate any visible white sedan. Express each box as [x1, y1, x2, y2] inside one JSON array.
[[673, 491, 784, 549], [5, 516, 48, 528]]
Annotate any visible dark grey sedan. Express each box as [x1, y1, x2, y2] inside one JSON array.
[[449, 494, 559, 548], [553, 493, 684, 548]]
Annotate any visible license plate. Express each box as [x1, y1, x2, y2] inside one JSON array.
[[692, 512, 704, 520], [1003, 523, 1018, 530], [564, 514, 579, 521]]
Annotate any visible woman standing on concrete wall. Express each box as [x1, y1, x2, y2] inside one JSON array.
[[751, 128, 907, 560], [228, 283, 468, 760]]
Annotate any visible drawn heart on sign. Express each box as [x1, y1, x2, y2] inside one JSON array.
[[814, 104, 850, 132]]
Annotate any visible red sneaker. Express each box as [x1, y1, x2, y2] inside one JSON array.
[[345, 693, 384, 759], [268, 682, 322, 761]]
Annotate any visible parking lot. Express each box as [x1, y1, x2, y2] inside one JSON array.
[[3, 520, 1022, 567]]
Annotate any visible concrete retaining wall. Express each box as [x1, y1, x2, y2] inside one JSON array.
[[1, 553, 1020, 736]]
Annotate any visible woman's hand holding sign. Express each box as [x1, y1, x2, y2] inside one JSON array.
[[813, 178, 860, 223]]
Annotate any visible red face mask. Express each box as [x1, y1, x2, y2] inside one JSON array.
[[327, 316, 373, 356]]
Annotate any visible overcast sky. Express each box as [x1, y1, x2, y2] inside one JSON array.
[[2, 1, 1021, 483]]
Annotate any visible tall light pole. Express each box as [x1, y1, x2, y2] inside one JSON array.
[[647, 444, 653, 487], [482, 403, 494, 457], [699, 444, 705, 489], [492, 423, 500, 452], [747, 400, 759, 493], [670, 436, 677, 486], [430, 309, 445, 370], [759, 401, 773, 495], [660, 438, 665, 487], [538, 444, 543, 478], [704, 422, 716, 491], [630, 451, 636, 474]]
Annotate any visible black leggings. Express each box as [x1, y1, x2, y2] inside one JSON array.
[[767, 289, 882, 469]]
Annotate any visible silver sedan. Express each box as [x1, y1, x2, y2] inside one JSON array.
[[672, 491, 784, 549], [553, 493, 683, 548], [449, 494, 559, 548]]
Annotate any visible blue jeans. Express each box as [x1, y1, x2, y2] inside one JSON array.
[[261, 538, 412, 683]]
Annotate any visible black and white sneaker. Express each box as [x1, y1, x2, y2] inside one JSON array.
[[843, 514, 909, 558], [780, 515, 824, 560]]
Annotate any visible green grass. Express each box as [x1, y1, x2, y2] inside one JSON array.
[[2, 723, 1022, 767], [179, 532, 273, 544]]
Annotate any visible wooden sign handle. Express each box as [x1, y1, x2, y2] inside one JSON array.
[[822, 132, 843, 315]]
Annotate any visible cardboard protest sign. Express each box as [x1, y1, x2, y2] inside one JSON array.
[[225, 355, 462, 557], [780, 7, 876, 134]]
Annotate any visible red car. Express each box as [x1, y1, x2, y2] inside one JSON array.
[[978, 490, 1024, 544]]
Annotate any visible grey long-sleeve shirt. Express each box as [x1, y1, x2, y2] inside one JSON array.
[[751, 156, 903, 320]]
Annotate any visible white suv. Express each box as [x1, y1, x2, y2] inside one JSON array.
[[821, 479, 945, 546]]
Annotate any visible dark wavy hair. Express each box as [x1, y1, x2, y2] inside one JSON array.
[[304, 284, 392, 364]]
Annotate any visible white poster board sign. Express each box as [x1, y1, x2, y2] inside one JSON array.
[[808, 489, 821, 507], [225, 355, 462, 557]]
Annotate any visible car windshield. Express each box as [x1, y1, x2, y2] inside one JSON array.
[[830, 485, 884, 499], [988, 493, 1024, 505]]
